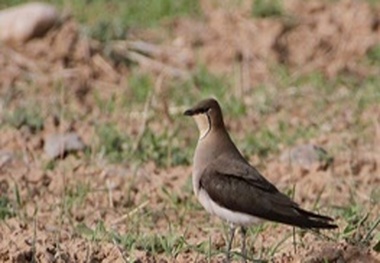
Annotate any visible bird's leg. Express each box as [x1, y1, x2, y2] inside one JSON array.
[[226, 223, 236, 263], [240, 226, 247, 263]]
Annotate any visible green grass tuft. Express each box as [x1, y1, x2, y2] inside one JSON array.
[[96, 123, 130, 163], [63, 183, 91, 214], [61, 0, 200, 41], [5, 106, 44, 133], [367, 45, 380, 66], [252, 0, 284, 18], [135, 129, 190, 167], [128, 72, 153, 104], [0, 195, 15, 220]]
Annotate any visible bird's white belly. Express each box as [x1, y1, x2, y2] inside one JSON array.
[[197, 188, 262, 226]]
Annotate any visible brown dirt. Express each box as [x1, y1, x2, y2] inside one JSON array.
[[0, 0, 380, 262], [171, 0, 380, 85]]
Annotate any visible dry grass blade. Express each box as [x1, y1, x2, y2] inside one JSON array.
[[111, 201, 149, 226], [125, 51, 190, 79], [125, 40, 163, 58], [111, 41, 191, 79], [131, 91, 153, 153]]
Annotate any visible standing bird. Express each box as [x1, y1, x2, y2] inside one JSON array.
[[184, 98, 337, 262]]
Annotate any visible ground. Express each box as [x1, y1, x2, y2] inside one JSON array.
[[0, 0, 380, 262]]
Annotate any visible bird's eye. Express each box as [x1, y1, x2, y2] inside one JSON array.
[[200, 107, 210, 114]]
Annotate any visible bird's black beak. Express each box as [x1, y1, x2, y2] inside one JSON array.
[[184, 109, 194, 116]]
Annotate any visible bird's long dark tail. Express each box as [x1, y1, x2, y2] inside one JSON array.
[[294, 207, 337, 229]]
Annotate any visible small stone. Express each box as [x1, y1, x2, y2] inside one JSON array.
[[0, 151, 13, 168], [280, 144, 333, 171], [44, 132, 85, 159]]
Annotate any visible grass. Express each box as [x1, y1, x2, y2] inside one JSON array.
[[0, 195, 15, 220], [367, 44, 380, 66], [75, 220, 109, 242], [62, 183, 91, 214], [4, 105, 44, 133], [94, 121, 190, 166], [0, 0, 24, 8], [252, 0, 284, 18], [128, 72, 153, 104], [0, 0, 379, 262], [166, 65, 231, 106], [87, 66, 235, 166], [1, 59, 379, 260], [1, 48, 379, 258], [334, 201, 380, 250], [134, 128, 187, 167], [72, 0, 201, 42], [112, 230, 188, 260], [96, 123, 130, 163], [2, 0, 201, 42], [0, 182, 24, 221], [72, 202, 192, 260]]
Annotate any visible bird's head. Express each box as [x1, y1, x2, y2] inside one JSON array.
[[184, 98, 225, 139]]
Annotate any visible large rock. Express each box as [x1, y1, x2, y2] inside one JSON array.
[[0, 2, 59, 43]]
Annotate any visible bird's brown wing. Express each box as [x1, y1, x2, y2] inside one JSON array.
[[212, 154, 280, 193], [200, 157, 337, 229]]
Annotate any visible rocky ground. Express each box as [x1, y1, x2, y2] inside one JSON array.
[[0, 0, 380, 262]]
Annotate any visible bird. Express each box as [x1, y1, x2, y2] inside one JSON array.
[[184, 98, 337, 262]]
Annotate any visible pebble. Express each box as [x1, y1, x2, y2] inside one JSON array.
[[280, 144, 333, 170], [44, 132, 85, 159]]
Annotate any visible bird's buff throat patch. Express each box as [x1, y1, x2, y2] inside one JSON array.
[[193, 113, 211, 140]]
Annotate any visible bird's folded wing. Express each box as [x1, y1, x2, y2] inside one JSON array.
[[199, 158, 335, 228], [209, 155, 280, 193], [200, 163, 296, 219]]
